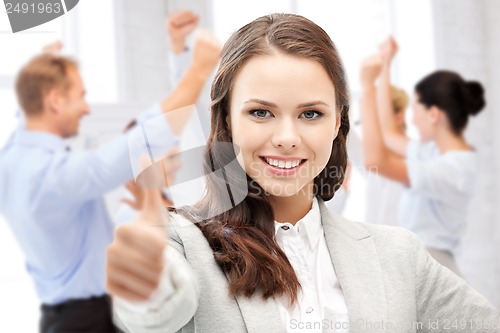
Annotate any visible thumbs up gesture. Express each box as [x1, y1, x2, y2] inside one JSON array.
[[106, 188, 167, 301]]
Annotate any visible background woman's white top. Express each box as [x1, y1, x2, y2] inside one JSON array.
[[399, 140, 477, 252]]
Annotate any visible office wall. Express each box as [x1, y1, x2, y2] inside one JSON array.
[[432, 0, 500, 307], [114, 0, 171, 103]]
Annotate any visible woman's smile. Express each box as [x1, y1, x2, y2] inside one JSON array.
[[259, 156, 307, 176]]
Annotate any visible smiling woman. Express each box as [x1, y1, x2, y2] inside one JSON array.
[[107, 13, 499, 333], [230, 52, 341, 214], [189, 13, 349, 306]]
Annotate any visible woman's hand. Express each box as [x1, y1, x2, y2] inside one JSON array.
[[106, 188, 167, 301], [121, 181, 145, 210], [360, 54, 383, 87], [379, 36, 398, 64]]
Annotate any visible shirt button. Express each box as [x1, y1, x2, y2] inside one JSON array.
[[306, 307, 314, 314], [281, 226, 290, 231]]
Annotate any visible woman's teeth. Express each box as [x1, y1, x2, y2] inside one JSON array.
[[264, 158, 301, 169]]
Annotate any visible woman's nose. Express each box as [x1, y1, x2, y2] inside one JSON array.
[[271, 119, 301, 149]]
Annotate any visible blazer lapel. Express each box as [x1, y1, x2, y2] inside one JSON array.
[[233, 292, 286, 333], [319, 200, 387, 333]]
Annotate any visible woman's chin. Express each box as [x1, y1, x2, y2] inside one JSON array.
[[257, 181, 310, 198]]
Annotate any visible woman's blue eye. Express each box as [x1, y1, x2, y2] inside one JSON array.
[[301, 110, 322, 119], [250, 109, 271, 118]]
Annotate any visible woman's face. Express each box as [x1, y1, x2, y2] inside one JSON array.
[[229, 52, 340, 199], [411, 92, 435, 142]]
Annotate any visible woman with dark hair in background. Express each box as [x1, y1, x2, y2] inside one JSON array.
[[106, 15, 498, 333], [361, 37, 486, 275]]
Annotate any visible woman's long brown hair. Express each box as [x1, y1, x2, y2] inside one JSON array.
[[178, 13, 350, 305]]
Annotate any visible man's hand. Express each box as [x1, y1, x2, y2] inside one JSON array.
[[191, 30, 222, 77], [42, 40, 63, 54], [106, 188, 167, 301], [167, 11, 200, 54]]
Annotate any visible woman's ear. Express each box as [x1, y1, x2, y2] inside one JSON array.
[[333, 110, 341, 138], [429, 106, 441, 124], [433, 106, 451, 127]]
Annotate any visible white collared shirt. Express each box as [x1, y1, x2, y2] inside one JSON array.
[[275, 197, 349, 333]]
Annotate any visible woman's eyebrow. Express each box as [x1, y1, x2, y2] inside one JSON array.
[[244, 99, 276, 107], [244, 99, 329, 108], [297, 101, 329, 108]]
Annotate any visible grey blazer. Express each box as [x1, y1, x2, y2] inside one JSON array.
[[115, 199, 499, 333]]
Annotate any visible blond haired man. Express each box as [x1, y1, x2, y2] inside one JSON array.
[[0, 34, 220, 332]]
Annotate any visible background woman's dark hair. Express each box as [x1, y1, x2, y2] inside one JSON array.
[[178, 13, 349, 304], [415, 70, 486, 135]]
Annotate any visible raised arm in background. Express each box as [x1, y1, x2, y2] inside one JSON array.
[[360, 53, 409, 185], [376, 37, 409, 156]]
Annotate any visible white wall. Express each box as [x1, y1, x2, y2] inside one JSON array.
[[431, 0, 500, 306], [484, 0, 500, 308], [114, 0, 170, 103]]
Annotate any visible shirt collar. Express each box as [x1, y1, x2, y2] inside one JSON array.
[[12, 130, 67, 152], [274, 197, 322, 249]]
